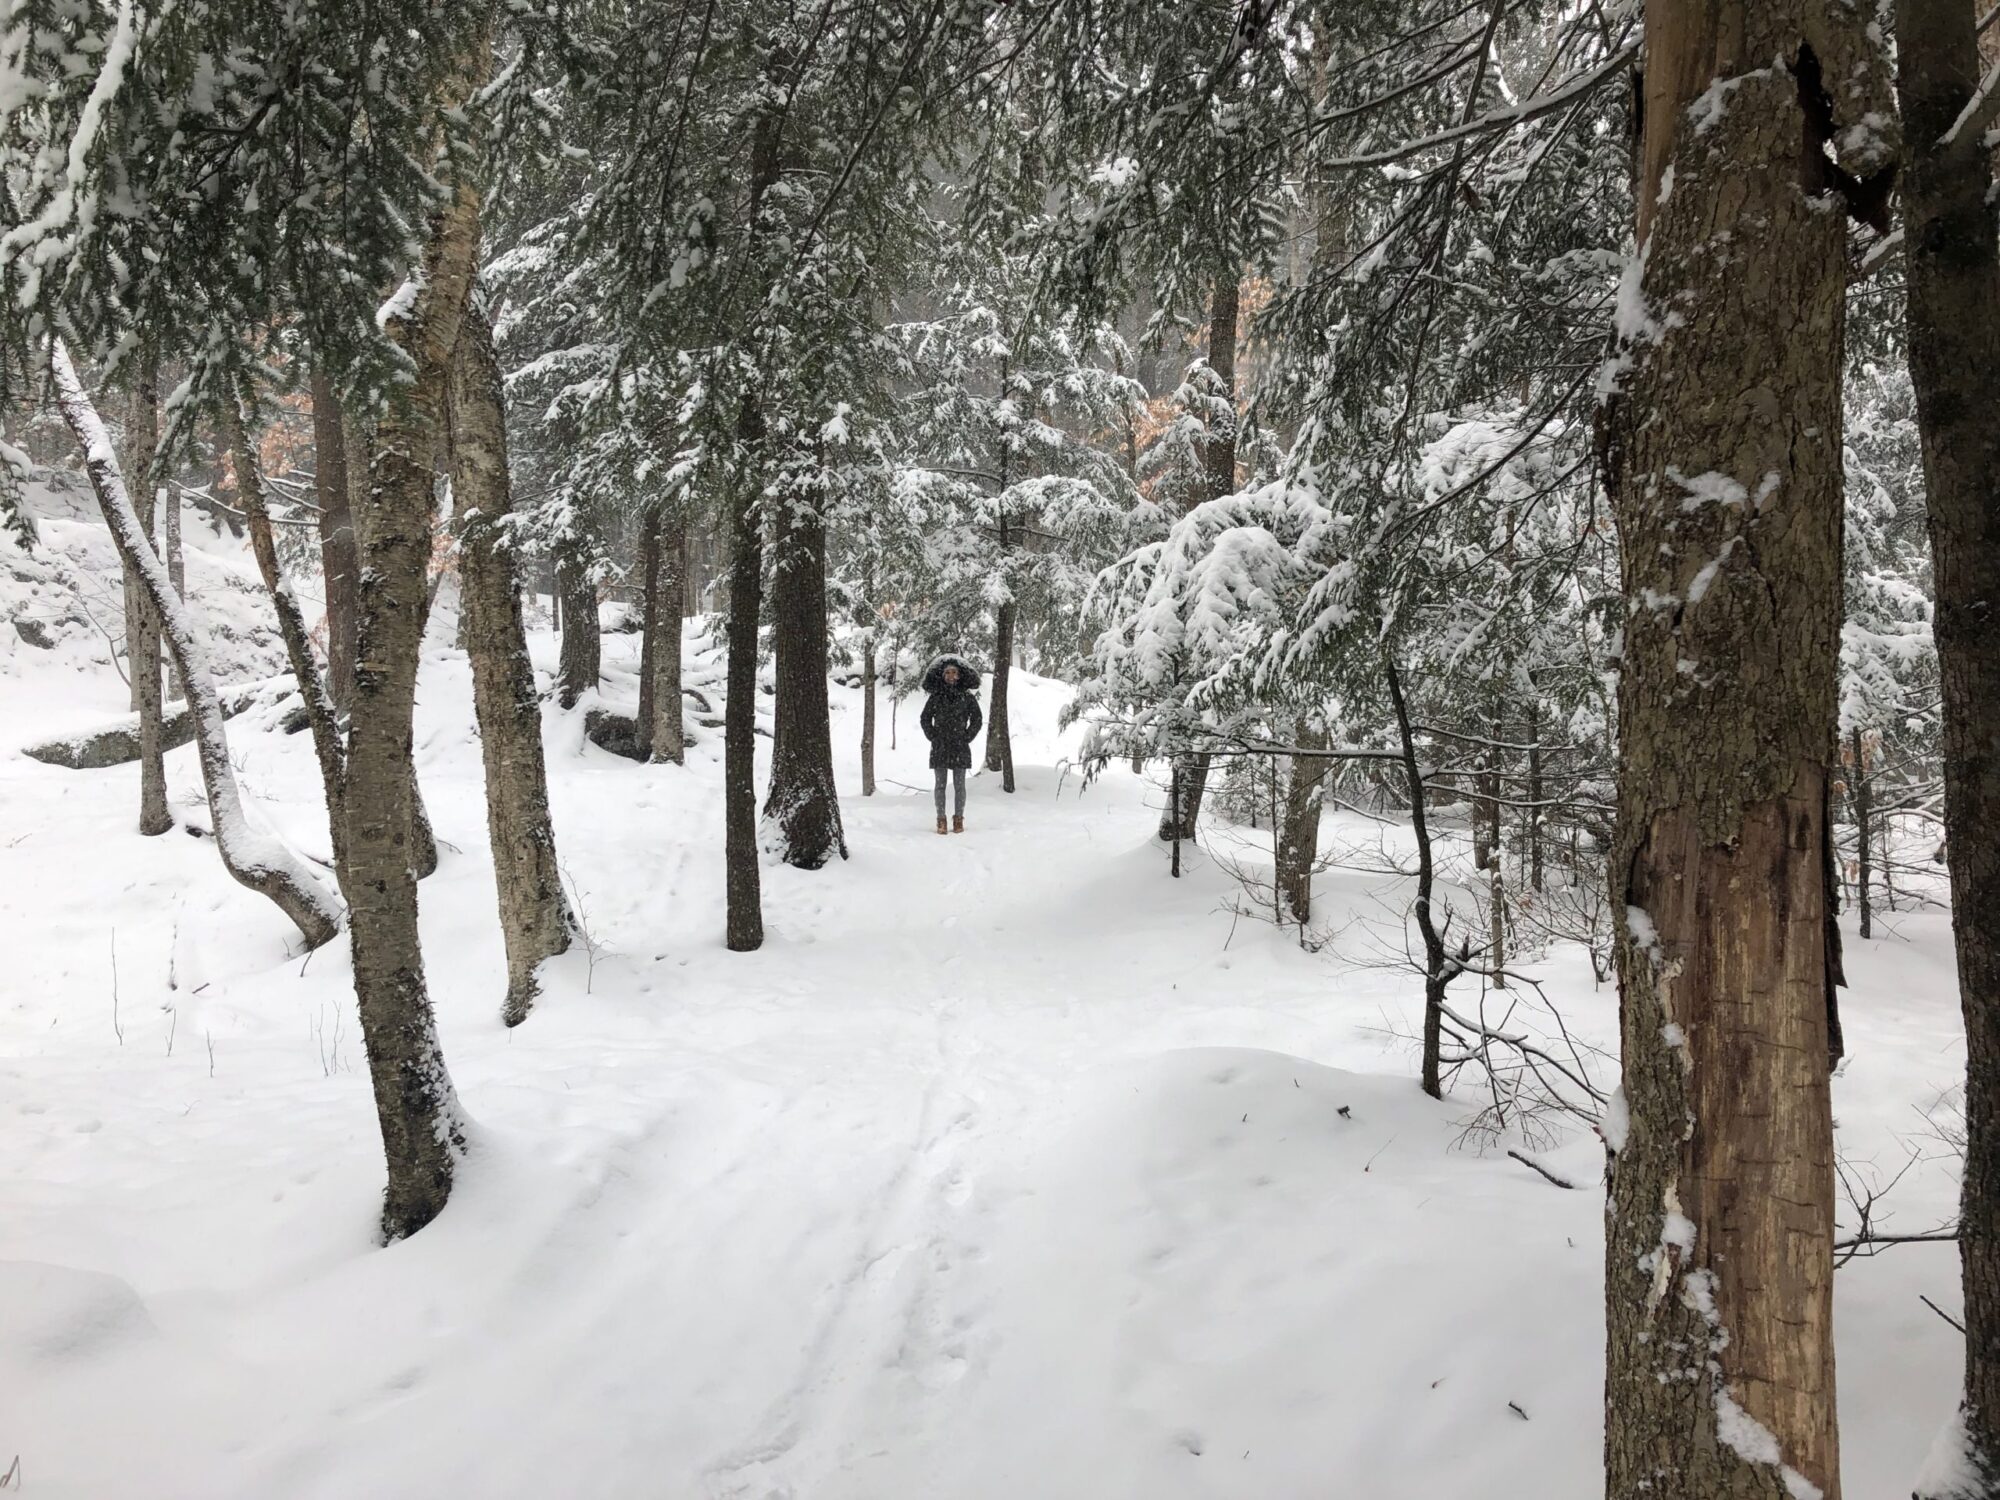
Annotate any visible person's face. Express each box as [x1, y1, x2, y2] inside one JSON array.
[[943, 666, 959, 686]]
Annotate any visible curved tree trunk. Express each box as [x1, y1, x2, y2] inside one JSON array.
[[1277, 717, 1330, 924], [124, 368, 171, 835], [449, 301, 573, 1027], [1599, 7, 1892, 1495], [345, 151, 482, 1243], [312, 369, 359, 718], [52, 343, 341, 949], [555, 532, 600, 709], [766, 489, 845, 867], [1897, 2, 2000, 1489]]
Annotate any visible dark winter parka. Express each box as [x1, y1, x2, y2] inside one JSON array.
[[920, 655, 984, 771]]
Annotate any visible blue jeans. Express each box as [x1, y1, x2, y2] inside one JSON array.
[[934, 767, 966, 818]]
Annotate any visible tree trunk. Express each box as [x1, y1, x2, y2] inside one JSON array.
[[1157, 753, 1212, 844], [985, 593, 1017, 791], [51, 342, 341, 949], [449, 300, 573, 1026], [649, 511, 686, 764], [638, 514, 661, 759], [1527, 702, 1544, 893], [555, 531, 600, 708], [861, 635, 878, 797], [1600, 6, 1892, 1493], [124, 369, 171, 835], [1897, 0, 2000, 1488], [1387, 664, 1447, 1100], [766, 489, 845, 867], [312, 368, 359, 718], [228, 409, 348, 875], [1851, 728, 1873, 942], [1277, 717, 1330, 923], [724, 428, 765, 951], [344, 149, 482, 1242]]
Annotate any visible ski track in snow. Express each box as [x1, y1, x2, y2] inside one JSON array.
[[0, 532, 1972, 1500]]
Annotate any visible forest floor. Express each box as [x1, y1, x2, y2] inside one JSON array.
[[0, 505, 1970, 1498]]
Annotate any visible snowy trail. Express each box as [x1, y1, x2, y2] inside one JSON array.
[[0, 626, 1970, 1499]]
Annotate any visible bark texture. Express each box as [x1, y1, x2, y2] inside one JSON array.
[[1277, 718, 1330, 923], [1897, 2, 2000, 1489], [1601, 6, 1894, 1495], [312, 368, 360, 717], [450, 302, 574, 1027], [723, 432, 766, 951], [860, 636, 878, 797], [124, 370, 171, 835], [766, 490, 846, 867], [643, 510, 686, 764], [345, 157, 479, 1242], [984, 526, 1018, 793]]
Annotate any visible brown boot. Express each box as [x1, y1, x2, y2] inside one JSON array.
[[952, 815, 964, 834], [936, 816, 949, 836]]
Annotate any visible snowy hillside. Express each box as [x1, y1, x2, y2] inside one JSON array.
[[0, 496, 1967, 1499]]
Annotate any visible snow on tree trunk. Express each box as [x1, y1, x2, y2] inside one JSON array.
[[345, 132, 485, 1242], [1898, 0, 2000, 1489], [50, 341, 342, 949], [311, 368, 359, 718], [766, 488, 845, 868], [1600, 5, 1894, 1495], [449, 300, 573, 1027], [123, 367, 170, 835]]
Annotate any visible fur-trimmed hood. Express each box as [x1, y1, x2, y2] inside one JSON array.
[[921, 654, 982, 694]]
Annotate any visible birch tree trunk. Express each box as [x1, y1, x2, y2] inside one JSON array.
[[52, 343, 341, 948], [124, 368, 170, 835], [345, 130, 482, 1242], [1897, 1, 2000, 1489], [1600, 6, 1894, 1494], [449, 300, 573, 1027]]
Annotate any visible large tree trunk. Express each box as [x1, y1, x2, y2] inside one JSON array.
[[51, 343, 341, 948], [449, 301, 573, 1027], [766, 490, 845, 867], [1600, 8, 1892, 1496], [1897, 2, 2000, 1489], [555, 529, 600, 708], [723, 423, 766, 951], [1277, 717, 1330, 924], [311, 368, 359, 718], [647, 511, 686, 764], [344, 154, 482, 1243], [124, 368, 171, 835]]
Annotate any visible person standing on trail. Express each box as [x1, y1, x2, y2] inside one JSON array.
[[920, 655, 983, 835]]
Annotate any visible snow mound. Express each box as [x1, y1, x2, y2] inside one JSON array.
[[0, 1260, 155, 1363]]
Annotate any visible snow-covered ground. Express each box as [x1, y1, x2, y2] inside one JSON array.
[[0, 498, 1967, 1498]]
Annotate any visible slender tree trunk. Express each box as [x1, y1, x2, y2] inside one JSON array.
[[724, 423, 766, 951], [555, 530, 600, 708], [1899, 2, 2000, 1488], [1527, 702, 1544, 893], [649, 512, 685, 764], [124, 369, 171, 835], [1488, 711, 1507, 988], [638, 514, 661, 759], [345, 142, 483, 1242], [861, 634, 878, 796], [1277, 717, 1330, 923], [985, 591, 1017, 790], [449, 300, 573, 1026], [1387, 665, 1447, 1100], [228, 409, 348, 875], [766, 488, 845, 867], [1157, 753, 1212, 844], [1599, 6, 1892, 1493], [52, 343, 341, 948], [1851, 728, 1873, 942], [312, 368, 359, 718]]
